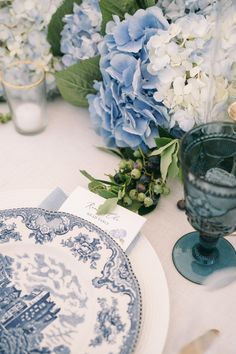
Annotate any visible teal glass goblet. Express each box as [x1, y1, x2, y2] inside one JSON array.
[[172, 122, 236, 284]]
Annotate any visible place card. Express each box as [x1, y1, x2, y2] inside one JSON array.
[[59, 186, 146, 251]]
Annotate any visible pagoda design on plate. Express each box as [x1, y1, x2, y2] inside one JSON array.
[[0, 254, 60, 331], [0, 254, 70, 354]]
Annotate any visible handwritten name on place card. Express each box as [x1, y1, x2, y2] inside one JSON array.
[[59, 186, 146, 251]]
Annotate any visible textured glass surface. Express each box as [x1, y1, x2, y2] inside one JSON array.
[[173, 122, 236, 284]]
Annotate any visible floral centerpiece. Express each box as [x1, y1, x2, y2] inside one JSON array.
[[1, 0, 235, 214], [53, 0, 236, 214]]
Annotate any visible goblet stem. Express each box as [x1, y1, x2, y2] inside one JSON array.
[[192, 234, 219, 266]]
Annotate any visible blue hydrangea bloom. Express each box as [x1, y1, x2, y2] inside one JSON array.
[[60, 0, 102, 67], [88, 7, 172, 149]]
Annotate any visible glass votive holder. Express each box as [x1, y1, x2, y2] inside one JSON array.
[[1, 61, 47, 135]]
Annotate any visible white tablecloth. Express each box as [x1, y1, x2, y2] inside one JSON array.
[[0, 99, 235, 354]]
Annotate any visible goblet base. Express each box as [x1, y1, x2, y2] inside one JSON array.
[[172, 231, 236, 284]]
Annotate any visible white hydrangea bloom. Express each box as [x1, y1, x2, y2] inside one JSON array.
[[0, 0, 63, 97], [148, 3, 236, 132], [212, 1, 236, 80], [158, 0, 216, 20], [206, 0, 236, 119]]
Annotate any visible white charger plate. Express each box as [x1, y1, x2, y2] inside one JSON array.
[[0, 189, 170, 354]]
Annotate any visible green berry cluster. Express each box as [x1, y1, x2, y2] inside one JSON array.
[[82, 133, 180, 215], [113, 149, 169, 214], [0, 112, 11, 124]]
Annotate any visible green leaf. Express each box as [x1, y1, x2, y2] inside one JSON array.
[[146, 0, 156, 6], [140, 0, 156, 8], [158, 126, 175, 139], [155, 137, 173, 149], [97, 179, 117, 186], [150, 139, 177, 156], [100, 0, 139, 35], [178, 166, 183, 182], [80, 170, 96, 182], [126, 200, 141, 213], [88, 180, 105, 193], [82, 170, 117, 188], [168, 147, 180, 179], [119, 147, 135, 160], [97, 197, 118, 215], [96, 147, 123, 159], [97, 190, 117, 199], [88, 180, 118, 198], [47, 0, 82, 56], [160, 143, 176, 181], [135, 0, 156, 8], [168, 154, 179, 179], [118, 189, 125, 200], [55, 56, 102, 107]]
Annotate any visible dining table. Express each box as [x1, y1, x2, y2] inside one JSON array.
[[0, 98, 235, 354]]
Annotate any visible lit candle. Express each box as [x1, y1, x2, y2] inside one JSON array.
[[14, 102, 44, 133]]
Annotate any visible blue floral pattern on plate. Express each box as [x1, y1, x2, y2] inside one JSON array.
[[0, 208, 141, 354]]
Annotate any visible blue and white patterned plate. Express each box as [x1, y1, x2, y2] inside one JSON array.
[[0, 208, 141, 354]]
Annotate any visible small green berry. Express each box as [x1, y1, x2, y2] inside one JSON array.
[[123, 196, 132, 206], [119, 159, 134, 172], [119, 160, 127, 170], [144, 197, 154, 207], [131, 168, 141, 180], [133, 150, 141, 158], [162, 186, 170, 196], [154, 184, 162, 194], [128, 159, 134, 168], [138, 193, 146, 202], [129, 189, 138, 200]]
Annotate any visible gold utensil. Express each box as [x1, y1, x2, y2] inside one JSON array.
[[179, 329, 220, 354]]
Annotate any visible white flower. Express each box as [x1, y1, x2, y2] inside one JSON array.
[[158, 0, 216, 20], [176, 14, 211, 39], [0, 0, 63, 97], [173, 76, 185, 96], [147, 4, 236, 132], [171, 110, 195, 131]]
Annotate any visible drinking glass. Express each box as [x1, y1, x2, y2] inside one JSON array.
[[172, 122, 236, 284], [1, 61, 47, 135]]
